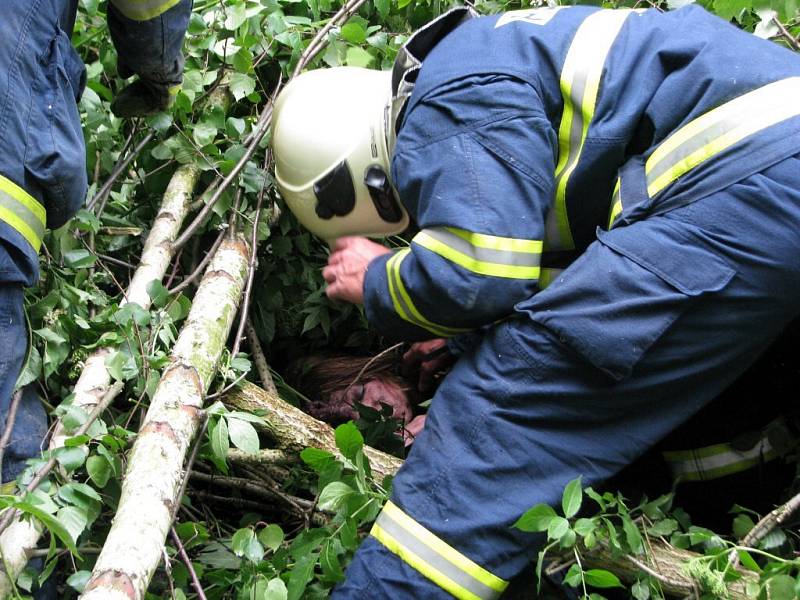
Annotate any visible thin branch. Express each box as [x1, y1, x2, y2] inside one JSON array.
[[170, 413, 210, 524], [0, 381, 124, 536], [172, 103, 273, 250], [624, 553, 694, 593], [741, 490, 800, 549], [245, 318, 277, 395], [168, 227, 227, 295], [169, 527, 207, 600], [0, 391, 23, 480], [773, 17, 800, 51], [344, 342, 403, 392], [88, 132, 154, 213]]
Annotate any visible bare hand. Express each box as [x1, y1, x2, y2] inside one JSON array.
[[402, 339, 455, 393], [322, 236, 391, 304]]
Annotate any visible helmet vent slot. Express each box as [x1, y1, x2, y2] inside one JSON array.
[[313, 160, 356, 219], [364, 165, 404, 223]]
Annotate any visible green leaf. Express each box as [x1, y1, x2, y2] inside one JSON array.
[[562, 476, 582, 518], [563, 564, 582, 587], [88, 456, 111, 489], [258, 524, 284, 552], [225, 1, 247, 29], [265, 577, 288, 600], [229, 73, 256, 101], [735, 549, 762, 573], [345, 46, 374, 68], [632, 579, 650, 600], [318, 481, 354, 512], [766, 574, 796, 600], [340, 22, 367, 44], [64, 249, 96, 269], [226, 417, 260, 454], [66, 570, 92, 593], [513, 504, 556, 532], [574, 517, 596, 537], [584, 569, 623, 589], [287, 553, 317, 600], [55, 446, 89, 473], [15, 346, 42, 389], [646, 518, 678, 537], [732, 514, 755, 539], [301, 448, 336, 472], [374, 0, 390, 18], [334, 422, 363, 461], [193, 120, 218, 147], [56, 506, 88, 545], [547, 516, 569, 541], [210, 417, 230, 466], [622, 515, 644, 554], [320, 539, 345, 582], [231, 528, 264, 563]]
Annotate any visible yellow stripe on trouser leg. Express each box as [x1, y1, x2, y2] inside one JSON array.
[[370, 500, 508, 600], [110, 0, 183, 20], [0, 175, 46, 253]]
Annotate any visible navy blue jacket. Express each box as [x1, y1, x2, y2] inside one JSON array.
[[0, 0, 190, 285], [363, 6, 800, 341]]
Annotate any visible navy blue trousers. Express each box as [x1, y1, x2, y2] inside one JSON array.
[[335, 153, 800, 598], [0, 284, 46, 484]]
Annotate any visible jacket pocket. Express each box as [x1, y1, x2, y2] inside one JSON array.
[[516, 218, 736, 381], [24, 27, 87, 230]]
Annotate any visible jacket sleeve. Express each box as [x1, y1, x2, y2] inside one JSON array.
[[363, 75, 557, 341], [107, 0, 192, 88]]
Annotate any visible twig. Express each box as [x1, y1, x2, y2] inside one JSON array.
[[229, 188, 265, 360], [170, 527, 207, 600], [773, 17, 800, 51], [168, 228, 227, 295], [190, 489, 279, 514], [88, 131, 154, 213], [171, 103, 273, 250], [189, 470, 314, 513], [245, 318, 277, 395], [344, 342, 404, 391], [170, 412, 210, 524], [95, 252, 137, 270], [205, 371, 249, 400], [741, 490, 800, 549], [0, 381, 124, 535], [0, 390, 23, 480], [624, 553, 694, 593]]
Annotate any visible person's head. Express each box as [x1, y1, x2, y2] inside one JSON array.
[[271, 67, 409, 244]]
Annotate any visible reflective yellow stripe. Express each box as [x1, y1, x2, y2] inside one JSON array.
[[414, 227, 542, 280], [371, 501, 508, 599], [0, 175, 46, 253], [110, 0, 182, 20], [663, 439, 779, 482], [538, 267, 563, 290], [607, 179, 622, 228], [646, 77, 800, 197], [386, 250, 469, 337], [547, 9, 632, 251]]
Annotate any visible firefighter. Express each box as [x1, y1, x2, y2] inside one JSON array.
[[272, 5, 800, 598], [0, 0, 190, 487]]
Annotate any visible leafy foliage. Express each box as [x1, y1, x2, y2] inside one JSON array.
[[1, 0, 797, 597]]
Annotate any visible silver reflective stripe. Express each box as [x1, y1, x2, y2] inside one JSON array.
[[110, 0, 182, 20], [644, 77, 800, 198], [371, 504, 507, 600], [547, 9, 633, 251], [420, 228, 540, 268], [664, 438, 777, 482]]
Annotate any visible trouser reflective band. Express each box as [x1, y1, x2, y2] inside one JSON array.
[[662, 437, 779, 482], [370, 501, 509, 600], [110, 0, 183, 20], [609, 77, 800, 224], [0, 175, 46, 254]]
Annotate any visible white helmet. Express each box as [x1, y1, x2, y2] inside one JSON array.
[[272, 67, 409, 243]]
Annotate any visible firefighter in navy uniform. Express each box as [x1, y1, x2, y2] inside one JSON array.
[[0, 0, 190, 499], [272, 5, 800, 599]]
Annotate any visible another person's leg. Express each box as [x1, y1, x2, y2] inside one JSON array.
[[333, 153, 800, 599]]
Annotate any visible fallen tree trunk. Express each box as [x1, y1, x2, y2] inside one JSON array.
[[223, 381, 403, 481], [0, 164, 200, 599], [80, 235, 249, 600]]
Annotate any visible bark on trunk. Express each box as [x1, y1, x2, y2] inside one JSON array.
[[223, 382, 404, 482], [80, 235, 249, 600]]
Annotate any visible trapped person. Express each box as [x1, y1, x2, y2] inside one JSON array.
[[272, 5, 800, 599], [0, 0, 190, 488]]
